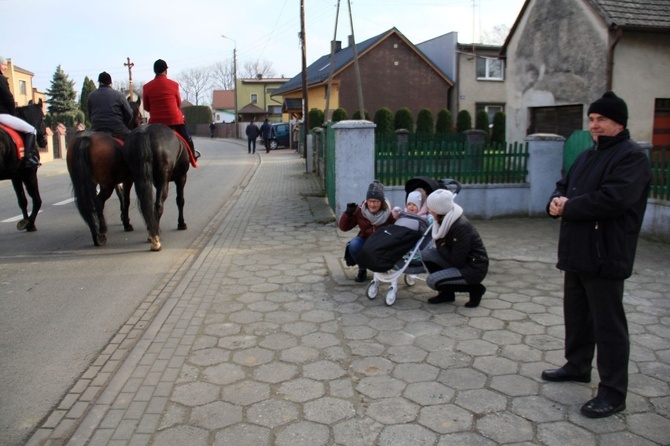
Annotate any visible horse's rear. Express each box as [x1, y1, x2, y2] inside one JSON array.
[[67, 131, 134, 246], [0, 102, 46, 232], [123, 124, 190, 251]]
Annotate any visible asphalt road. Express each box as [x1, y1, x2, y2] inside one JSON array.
[[0, 137, 254, 445]]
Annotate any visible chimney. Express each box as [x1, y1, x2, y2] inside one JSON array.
[[331, 40, 342, 53], [256, 74, 263, 80], [348, 35, 355, 47]]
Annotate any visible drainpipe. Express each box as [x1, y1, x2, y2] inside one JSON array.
[[606, 27, 623, 90]]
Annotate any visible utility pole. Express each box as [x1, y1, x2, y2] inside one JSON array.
[[347, 0, 364, 119], [300, 0, 309, 153], [324, 0, 341, 122], [124, 57, 134, 100]]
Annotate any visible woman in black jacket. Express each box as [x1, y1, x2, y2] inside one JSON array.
[[421, 189, 489, 307]]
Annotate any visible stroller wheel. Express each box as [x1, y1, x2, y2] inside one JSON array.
[[366, 281, 379, 299], [404, 275, 417, 286], [385, 287, 397, 306]]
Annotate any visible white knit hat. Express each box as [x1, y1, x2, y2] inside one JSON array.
[[427, 189, 455, 215], [407, 190, 422, 208]]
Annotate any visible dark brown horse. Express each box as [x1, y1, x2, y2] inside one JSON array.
[[123, 124, 190, 251], [66, 99, 142, 246], [0, 100, 47, 232]]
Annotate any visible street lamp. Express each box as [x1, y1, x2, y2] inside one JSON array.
[[221, 34, 238, 138]]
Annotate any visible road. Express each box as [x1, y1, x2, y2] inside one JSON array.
[[0, 137, 254, 445]]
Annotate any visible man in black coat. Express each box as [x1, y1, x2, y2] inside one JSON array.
[[245, 119, 260, 154], [542, 91, 651, 419]]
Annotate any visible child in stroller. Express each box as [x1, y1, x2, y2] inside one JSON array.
[[356, 177, 449, 306]]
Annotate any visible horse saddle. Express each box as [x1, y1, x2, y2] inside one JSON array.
[[0, 124, 25, 158], [171, 131, 198, 168]]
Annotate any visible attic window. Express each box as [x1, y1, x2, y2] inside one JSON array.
[[319, 63, 330, 72]]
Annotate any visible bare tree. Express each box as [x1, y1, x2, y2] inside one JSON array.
[[210, 60, 235, 90], [176, 67, 212, 106], [480, 24, 511, 45], [239, 59, 276, 79]]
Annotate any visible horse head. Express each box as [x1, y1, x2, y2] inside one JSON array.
[[128, 96, 142, 130], [17, 99, 47, 148]]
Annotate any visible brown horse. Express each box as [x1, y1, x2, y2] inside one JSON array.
[[123, 124, 190, 251], [0, 100, 47, 232], [66, 99, 142, 246]]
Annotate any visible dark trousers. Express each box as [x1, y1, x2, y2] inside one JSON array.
[[170, 124, 194, 151], [563, 271, 628, 403], [248, 138, 256, 153]]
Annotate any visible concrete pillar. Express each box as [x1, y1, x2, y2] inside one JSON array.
[[526, 133, 565, 216], [333, 120, 376, 217]]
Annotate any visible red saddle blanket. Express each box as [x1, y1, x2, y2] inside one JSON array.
[[172, 131, 198, 168], [0, 124, 25, 158]]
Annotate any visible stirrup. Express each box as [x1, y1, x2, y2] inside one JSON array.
[[195, 150, 201, 159]]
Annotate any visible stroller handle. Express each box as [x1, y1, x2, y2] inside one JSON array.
[[439, 178, 462, 196]]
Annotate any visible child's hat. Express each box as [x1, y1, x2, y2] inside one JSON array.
[[407, 191, 422, 208]]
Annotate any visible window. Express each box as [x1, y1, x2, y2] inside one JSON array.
[[476, 104, 504, 126], [268, 105, 282, 116], [251, 93, 258, 103], [19, 80, 27, 95], [476, 57, 504, 81]]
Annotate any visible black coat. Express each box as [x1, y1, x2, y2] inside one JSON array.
[[433, 216, 489, 284], [549, 130, 650, 279], [0, 75, 16, 115]]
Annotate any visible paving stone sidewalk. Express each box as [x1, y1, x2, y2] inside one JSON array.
[[29, 150, 670, 445]]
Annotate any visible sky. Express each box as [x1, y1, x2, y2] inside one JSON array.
[[2, 0, 525, 99]]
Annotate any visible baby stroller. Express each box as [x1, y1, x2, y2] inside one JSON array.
[[356, 177, 461, 306]]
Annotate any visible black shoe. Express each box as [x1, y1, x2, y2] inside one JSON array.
[[580, 397, 625, 418], [428, 290, 455, 304], [23, 155, 41, 168], [541, 367, 591, 383], [465, 284, 486, 308], [354, 270, 367, 282]]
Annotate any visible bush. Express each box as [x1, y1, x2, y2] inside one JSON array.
[[183, 105, 213, 134], [456, 110, 472, 133], [435, 109, 453, 134], [352, 109, 370, 120], [475, 110, 490, 133], [416, 109, 434, 137], [374, 107, 394, 136], [308, 108, 324, 129], [491, 111, 506, 144], [331, 108, 348, 122], [394, 108, 413, 132]]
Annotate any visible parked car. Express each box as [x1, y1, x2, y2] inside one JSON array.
[[261, 122, 290, 150]]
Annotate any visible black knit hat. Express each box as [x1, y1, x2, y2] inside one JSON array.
[[98, 71, 112, 85], [153, 59, 168, 74], [587, 91, 628, 127], [366, 180, 385, 201]]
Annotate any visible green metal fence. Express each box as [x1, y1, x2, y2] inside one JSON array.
[[375, 133, 529, 187], [650, 146, 670, 201]]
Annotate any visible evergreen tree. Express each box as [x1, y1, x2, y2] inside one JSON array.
[[373, 107, 393, 136], [394, 108, 413, 132], [308, 108, 324, 129], [475, 110, 490, 133], [79, 76, 97, 126], [352, 109, 370, 120], [456, 110, 472, 133], [46, 65, 78, 115], [416, 109, 434, 137], [331, 108, 348, 122], [435, 109, 453, 134], [491, 111, 506, 144]]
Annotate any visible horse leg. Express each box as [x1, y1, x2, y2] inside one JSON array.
[[118, 180, 134, 231], [148, 183, 169, 252], [12, 175, 41, 232], [174, 174, 187, 230], [93, 186, 115, 246]]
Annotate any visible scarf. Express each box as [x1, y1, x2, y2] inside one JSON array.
[[432, 203, 464, 241], [361, 199, 391, 226]]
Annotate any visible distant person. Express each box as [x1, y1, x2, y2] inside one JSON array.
[[0, 55, 41, 167], [259, 118, 274, 153], [143, 59, 199, 158], [209, 122, 215, 138], [542, 91, 651, 419], [245, 119, 260, 154], [87, 71, 134, 140]]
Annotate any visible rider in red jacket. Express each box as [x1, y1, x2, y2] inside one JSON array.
[[142, 59, 198, 157]]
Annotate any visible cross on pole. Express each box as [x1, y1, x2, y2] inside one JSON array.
[[124, 57, 135, 100]]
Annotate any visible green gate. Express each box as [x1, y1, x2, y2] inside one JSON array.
[[324, 122, 336, 212], [563, 130, 592, 174]]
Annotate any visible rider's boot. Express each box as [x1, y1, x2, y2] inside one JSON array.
[[22, 132, 41, 168]]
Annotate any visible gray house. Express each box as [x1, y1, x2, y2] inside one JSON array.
[[500, 0, 670, 145]]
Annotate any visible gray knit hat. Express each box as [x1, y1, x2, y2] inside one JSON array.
[[366, 180, 385, 201], [427, 189, 455, 215], [0, 56, 7, 65]]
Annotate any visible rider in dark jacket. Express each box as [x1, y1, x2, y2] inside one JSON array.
[[87, 72, 134, 140]]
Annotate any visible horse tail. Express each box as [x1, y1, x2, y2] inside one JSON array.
[[70, 136, 100, 232], [125, 129, 158, 235]]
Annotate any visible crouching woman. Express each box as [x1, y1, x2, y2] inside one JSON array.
[[421, 189, 489, 307]]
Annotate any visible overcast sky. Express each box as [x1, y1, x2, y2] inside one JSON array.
[[2, 0, 524, 95]]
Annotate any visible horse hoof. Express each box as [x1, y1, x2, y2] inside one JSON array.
[[124, 224, 134, 232], [26, 225, 37, 232], [16, 219, 29, 231], [95, 235, 107, 246], [178, 223, 187, 230]]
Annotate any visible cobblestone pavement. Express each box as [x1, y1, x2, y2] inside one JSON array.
[[28, 148, 670, 445]]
